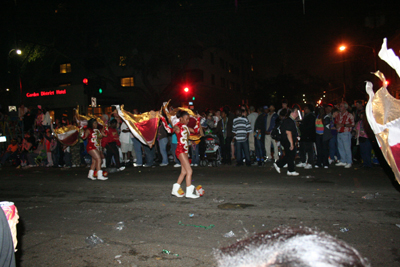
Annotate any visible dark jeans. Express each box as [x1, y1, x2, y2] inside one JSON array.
[[1, 151, 18, 165], [316, 135, 330, 167], [360, 138, 372, 167], [255, 137, 264, 161], [329, 135, 340, 161], [80, 142, 86, 165], [276, 141, 296, 172], [64, 152, 72, 167], [191, 143, 200, 165], [106, 142, 121, 168], [199, 136, 206, 160], [235, 141, 251, 166], [54, 141, 64, 166], [299, 141, 314, 164], [132, 137, 143, 165], [221, 136, 233, 164], [20, 150, 31, 163], [143, 145, 155, 166]]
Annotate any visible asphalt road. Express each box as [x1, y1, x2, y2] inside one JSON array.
[[1, 162, 400, 267]]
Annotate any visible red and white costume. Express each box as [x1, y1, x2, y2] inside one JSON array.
[[161, 116, 200, 158], [86, 128, 102, 152]]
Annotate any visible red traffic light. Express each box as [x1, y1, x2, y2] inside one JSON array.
[[184, 87, 189, 93], [83, 78, 88, 85]]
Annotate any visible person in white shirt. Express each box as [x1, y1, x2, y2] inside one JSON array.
[[42, 108, 52, 130], [247, 106, 258, 155], [119, 122, 133, 164]]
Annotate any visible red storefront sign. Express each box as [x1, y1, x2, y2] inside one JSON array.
[[26, 89, 67, 98]]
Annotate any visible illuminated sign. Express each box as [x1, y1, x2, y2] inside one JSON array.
[[26, 89, 67, 98]]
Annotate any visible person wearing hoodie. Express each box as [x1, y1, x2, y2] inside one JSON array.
[[264, 104, 279, 162], [296, 104, 316, 169]]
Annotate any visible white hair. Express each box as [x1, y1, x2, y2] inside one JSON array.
[[215, 227, 370, 267]]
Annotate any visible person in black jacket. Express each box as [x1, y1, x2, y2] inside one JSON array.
[[254, 107, 268, 165], [296, 104, 316, 169], [218, 107, 234, 164], [274, 105, 301, 176]]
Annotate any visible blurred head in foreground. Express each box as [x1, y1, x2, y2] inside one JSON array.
[[215, 227, 370, 267]]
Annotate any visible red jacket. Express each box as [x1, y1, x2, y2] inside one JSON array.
[[101, 128, 121, 147]]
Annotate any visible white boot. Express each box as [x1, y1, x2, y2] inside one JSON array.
[[101, 159, 106, 168], [87, 170, 96, 180], [171, 183, 185, 197], [97, 170, 108, 180], [186, 185, 199, 199]]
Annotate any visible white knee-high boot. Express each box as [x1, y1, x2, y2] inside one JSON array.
[[171, 183, 185, 197], [101, 159, 106, 168], [185, 185, 199, 199], [97, 170, 108, 180], [88, 170, 96, 180]]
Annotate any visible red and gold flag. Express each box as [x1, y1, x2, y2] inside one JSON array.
[[53, 125, 80, 146], [114, 105, 160, 147], [75, 105, 105, 130]]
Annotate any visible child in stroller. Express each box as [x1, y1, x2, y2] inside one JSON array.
[[199, 134, 221, 167]]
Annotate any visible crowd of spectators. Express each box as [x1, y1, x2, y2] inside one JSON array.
[[0, 100, 375, 176]]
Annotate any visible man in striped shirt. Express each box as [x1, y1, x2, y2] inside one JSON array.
[[232, 109, 252, 166]]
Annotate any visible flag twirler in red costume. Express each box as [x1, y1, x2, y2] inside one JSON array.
[[114, 105, 160, 148], [366, 38, 400, 184], [162, 100, 201, 141]]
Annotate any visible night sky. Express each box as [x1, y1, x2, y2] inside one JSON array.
[[2, 0, 400, 105]]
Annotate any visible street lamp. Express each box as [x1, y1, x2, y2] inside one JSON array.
[[7, 48, 23, 105], [8, 48, 22, 56], [337, 44, 377, 101], [338, 45, 347, 101], [338, 44, 377, 71]]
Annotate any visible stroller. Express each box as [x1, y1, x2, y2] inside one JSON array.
[[199, 135, 221, 167]]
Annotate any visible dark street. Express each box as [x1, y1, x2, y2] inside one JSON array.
[[2, 163, 400, 266]]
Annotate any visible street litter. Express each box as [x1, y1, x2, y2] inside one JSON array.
[[217, 203, 254, 210], [178, 221, 214, 230], [340, 227, 349, 232], [115, 221, 125, 230], [115, 255, 122, 259], [300, 176, 315, 179], [362, 193, 380, 199], [223, 231, 235, 237], [162, 249, 179, 256], [85, 233, 104, 246], [107, 167, 118, 173], [189, 213, 194, 217], [213, 197, 225, 203], [396, 224, 400, 228]]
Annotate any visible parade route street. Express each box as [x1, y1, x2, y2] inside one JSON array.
[[2, 163, 400, 266]]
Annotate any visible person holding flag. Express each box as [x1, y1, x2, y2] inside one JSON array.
[[161, 110, 201, 199]]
